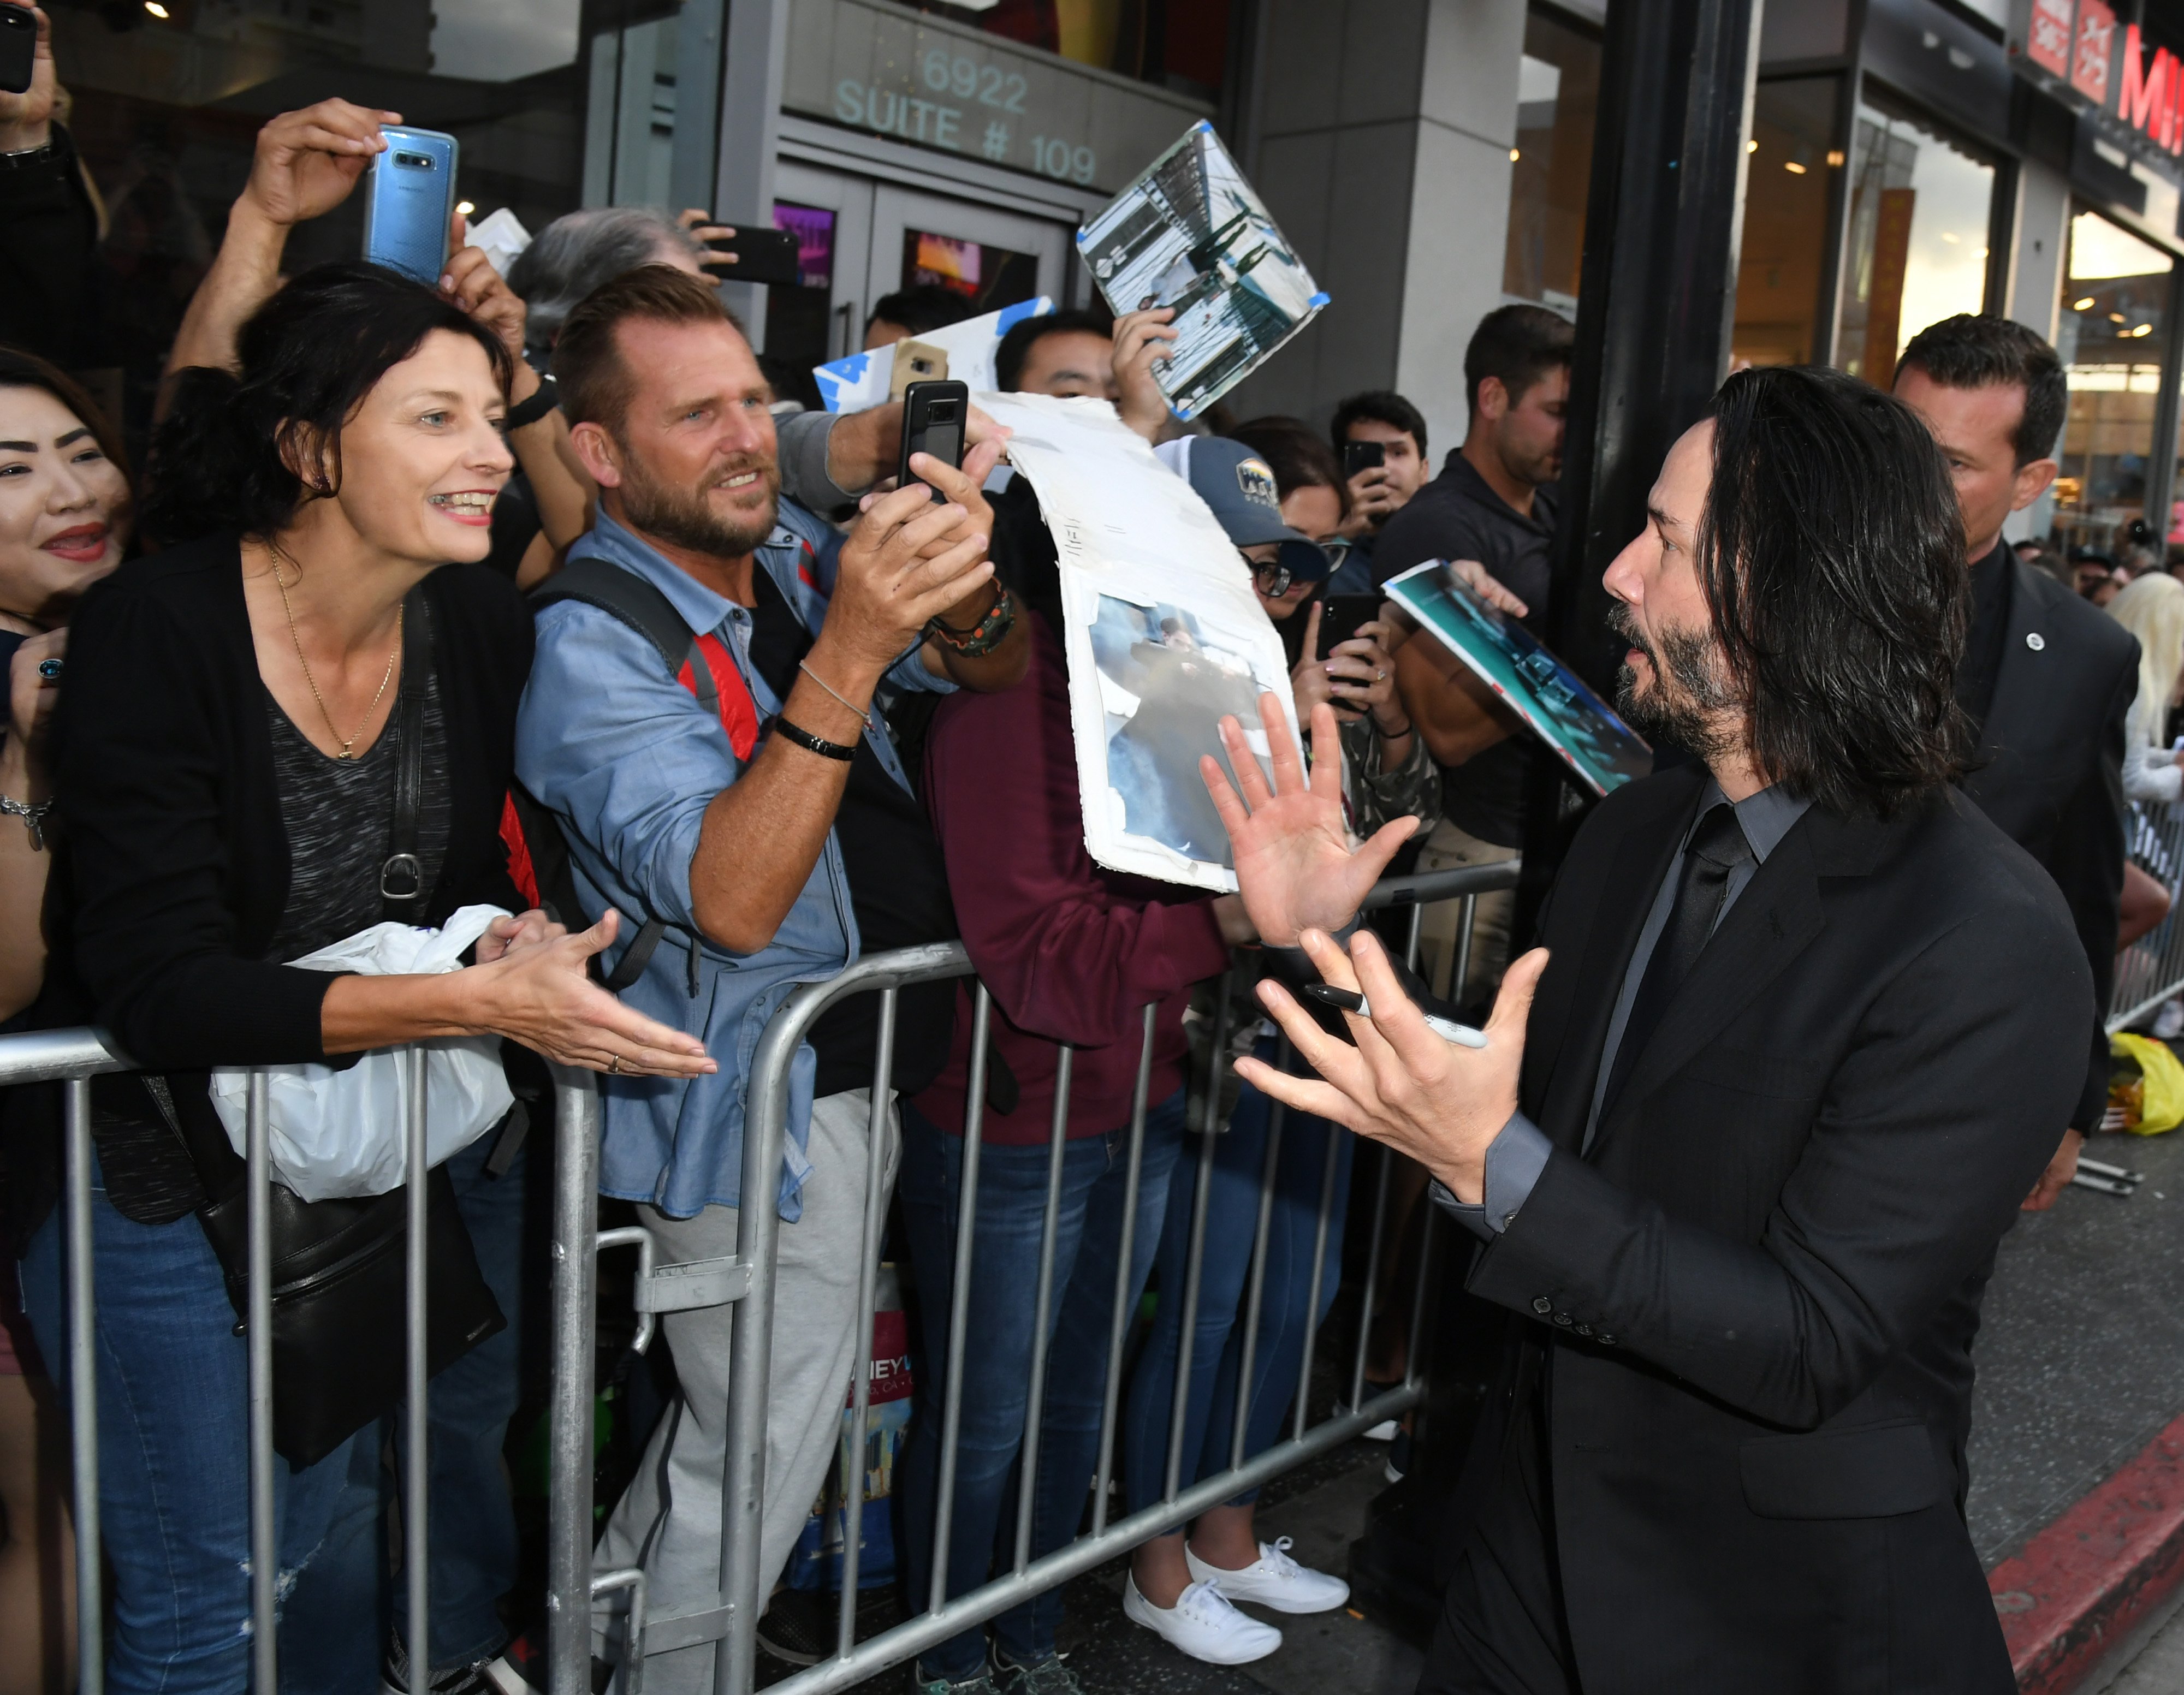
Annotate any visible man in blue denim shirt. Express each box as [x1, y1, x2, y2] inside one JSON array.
[[511, 266, 1024, 1694]]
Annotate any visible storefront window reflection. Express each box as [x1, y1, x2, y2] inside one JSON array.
[[1732, 77, 1839, 367], [2054, 211, 2174, 554], [1837, 95, 1994, 381], [40, 0, 594, 457], [1502, 4, 1600, 316]]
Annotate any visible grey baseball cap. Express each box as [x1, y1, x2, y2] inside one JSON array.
[[1157, 435, 1332, 582]]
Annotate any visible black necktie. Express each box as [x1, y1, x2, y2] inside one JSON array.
[[1600, 801, 1754, 1119]]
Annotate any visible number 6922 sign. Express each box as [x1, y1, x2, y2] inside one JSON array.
[[791, 0, 1215, 195]]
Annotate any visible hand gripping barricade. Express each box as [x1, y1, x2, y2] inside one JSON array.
[[0, 1028, 602, 1695], [539, 859, 1521, 1695]]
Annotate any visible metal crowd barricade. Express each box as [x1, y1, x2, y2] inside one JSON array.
[[0, 1025, 598, 1695], [541, 861, 1519, 1695], [2111, 798, 2184, 1031]]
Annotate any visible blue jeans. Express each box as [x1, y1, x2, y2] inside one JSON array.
[[21, 1152, 378, 1695], [898, 1090, 1188, 1679], [21, 1132, 527, 1688], [1123, 1049, 1354, 1518]]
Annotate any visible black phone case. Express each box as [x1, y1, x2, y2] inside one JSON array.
[[0, 9, 35, 97], [1342, 441, 1385, 478], [899, 380, 970, 503], [1317, 594, 1380, 659], [716, 226, 802, 286]]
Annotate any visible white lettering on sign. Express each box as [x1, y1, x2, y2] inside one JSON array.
[[836, 74, 1098, 181]]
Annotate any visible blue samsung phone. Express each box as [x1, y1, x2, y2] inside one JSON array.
[[363, 127, 458, 285]]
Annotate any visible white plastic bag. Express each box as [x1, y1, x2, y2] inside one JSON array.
[[209, 905, 516, 1202]]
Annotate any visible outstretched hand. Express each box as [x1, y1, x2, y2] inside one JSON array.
[[1238, 929, 1547, 1204], [1201, 695, 1417, 947]]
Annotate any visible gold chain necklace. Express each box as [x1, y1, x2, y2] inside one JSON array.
[[270, 544, 402, 760]]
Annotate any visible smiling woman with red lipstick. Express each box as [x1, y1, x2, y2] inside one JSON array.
[[0, 347, 132, 1025]]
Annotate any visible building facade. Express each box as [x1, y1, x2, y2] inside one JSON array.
[[32, 0, 2184, 556]]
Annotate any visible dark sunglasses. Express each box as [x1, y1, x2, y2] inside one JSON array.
[[1243, 550, 1292, 597]]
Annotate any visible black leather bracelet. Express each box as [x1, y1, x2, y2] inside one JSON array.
[[504, 371, 560, 431], [773, 716, 857, 762]]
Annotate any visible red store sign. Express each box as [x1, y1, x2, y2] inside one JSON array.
[[2027, 2, 2184, 158]]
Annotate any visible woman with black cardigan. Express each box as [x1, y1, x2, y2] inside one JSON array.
[[14, 263, 710, 1694]]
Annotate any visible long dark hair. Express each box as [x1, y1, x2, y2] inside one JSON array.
[[1698, 365, 1966, 818], [143, 261, 513, 545], [0, 347, 132, 486]]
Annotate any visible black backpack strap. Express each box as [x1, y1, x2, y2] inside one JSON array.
[[534, 556, 716, 718], [532, 557, 709, 997]]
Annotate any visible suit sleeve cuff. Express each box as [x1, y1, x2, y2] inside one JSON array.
[[1429, 1112, 1553, 1240]]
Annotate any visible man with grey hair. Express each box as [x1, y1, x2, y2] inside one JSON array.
[[508, 205, 712, 354]]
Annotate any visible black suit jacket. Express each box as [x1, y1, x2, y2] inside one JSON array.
[[1457, 763, 2090, 1692], [1957, 557, 2137, 1130]]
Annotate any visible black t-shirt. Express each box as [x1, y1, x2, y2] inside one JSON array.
[[744, 570, 958, 1097], [1374, 454, 1560, 848]]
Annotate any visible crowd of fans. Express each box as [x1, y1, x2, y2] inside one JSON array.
[[0, 61, 2167, 1695]]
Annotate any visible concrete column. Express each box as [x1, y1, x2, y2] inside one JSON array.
[[713, 0, 792, 347], [1227, 0, 1526, 449], [2008, 155, 2071, 346]]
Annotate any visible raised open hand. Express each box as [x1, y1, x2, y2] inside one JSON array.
[[1201, 694, 1417, 945]]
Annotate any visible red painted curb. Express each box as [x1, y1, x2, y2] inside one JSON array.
[[1989, 1411, 2184, 1693]]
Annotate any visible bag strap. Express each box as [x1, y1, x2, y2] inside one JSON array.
[[381, 587, 432, 924], [535, 556, 717, 718], [533, 559, 717, 997]]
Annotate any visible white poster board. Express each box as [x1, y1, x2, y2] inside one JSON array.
[[978, 391, 1302, 892], [814, 297, 1053, 412]]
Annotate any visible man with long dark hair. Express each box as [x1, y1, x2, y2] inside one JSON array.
[[1202, 365, 2090, 1692]]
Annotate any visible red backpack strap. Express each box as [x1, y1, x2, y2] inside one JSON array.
[[498, 790, 541, 910], [680, 631, 761, 759]]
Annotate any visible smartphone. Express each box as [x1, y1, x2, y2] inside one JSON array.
[[363, 127, 459, 286], [709, 225, 802, 287], [1342, 439, 1386, 479], [898, 379, 969, 503], [1317, 593, 1381, 661], [888, 338, 949, 401], [0, 5, 34, 98]]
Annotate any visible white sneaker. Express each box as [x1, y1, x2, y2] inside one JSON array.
[[1121, 1573, 1282, 1665], [1185, 1536, 1350, 1614]]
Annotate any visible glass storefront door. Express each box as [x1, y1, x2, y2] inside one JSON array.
[[1836, 91, 1996, 382], [2053, 210, 2175, 556]]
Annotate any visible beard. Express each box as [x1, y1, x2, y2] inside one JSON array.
[[1610, 600, 1736, 760], [616, 445, 781, 559]]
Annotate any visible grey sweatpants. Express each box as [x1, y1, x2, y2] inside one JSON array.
[[593, 1088, 900, 1693]]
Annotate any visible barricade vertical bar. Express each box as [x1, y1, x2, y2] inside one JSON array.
[[1164, 971, 1232, 1504], [406, 1056, 431, 1687], [1289, 1095, 1344, 1443], [1013, 1047, 1074, 1573], [1404, 905, 1423, 972], [63, 1075, 103, 1695], [1450, 893, 1477, 1008], [1091, 1004, 1157, 1536], [1348, 1147, 1394, 1418], [930, 984, 993, 1612], [247, 1072, 278, 1692], [548, 1070, 603, 1695], [1403, 1203, 1438, 1390], [1229, 1045, 1289, 1472], [836, 990, 900, 1657]]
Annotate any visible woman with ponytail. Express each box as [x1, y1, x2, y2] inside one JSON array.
[[13, 260, 711, 1694]]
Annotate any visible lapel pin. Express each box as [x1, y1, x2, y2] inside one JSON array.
[[2026, 631, 2046, 651]]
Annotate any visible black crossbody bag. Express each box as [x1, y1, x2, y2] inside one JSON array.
[[179, 590, 505, 1468]]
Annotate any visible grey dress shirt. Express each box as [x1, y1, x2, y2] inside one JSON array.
[[1435, 778, 1814, 1238]]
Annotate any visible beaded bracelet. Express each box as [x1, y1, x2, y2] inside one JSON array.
[[926, 586, 1017, 658]]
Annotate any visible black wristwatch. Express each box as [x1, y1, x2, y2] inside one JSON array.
[[504, 371, 560, 431]]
